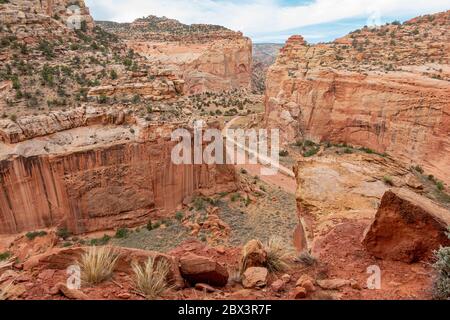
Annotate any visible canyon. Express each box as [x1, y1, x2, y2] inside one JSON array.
[[265, 12, 450, 185], [0, 0, 449, 301]]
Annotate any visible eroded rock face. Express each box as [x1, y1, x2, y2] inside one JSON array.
[[0, 109, 237, 235], [1, 0, 94, 42], [265, 12, 450, 185], [294, 152, 417, 251], [97, 17, 252, 95], [363, 188, 450, 263]]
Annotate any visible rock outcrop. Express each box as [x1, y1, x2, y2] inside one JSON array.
[[97, 16, 253, 95], [1, 0, 94, 42], [179, 253, 229, 287], [363, 188, 450, 263], [265, 11, 450, 185], [0, 108, 237, 235]]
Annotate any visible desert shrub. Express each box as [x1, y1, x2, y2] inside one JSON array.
[[303, 147, 320, 157], [0, 282, 15, 301], [56, 228, 71, 240], [97, 95, 109, 104], [231, 193, 241, 202], [0, 252, 11, 261], [383, 176, 394, 186], [38, 40, 55, 59], [433, 229, 450, 300], [25, 230, 47, 240], [279, 150, 289, 157], [132, 257, 171, 300], [115, 228, 129, 239], [146, 220, 153, 231], [296, 251, 318, 267], [90, 235, 111, 246], [413, 165, 424, 174], [436, 181, 445, 192], [264, 237, 295, 273], [193, 197, 205, 211], [78, 246, 118, 285], [110, 70, 118, 80], [175, 212, 184, 221]]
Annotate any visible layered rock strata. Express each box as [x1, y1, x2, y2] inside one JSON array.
[[266, 12, 450, 185], [0, 108, 236, 235], [97, 16, 253, 94]]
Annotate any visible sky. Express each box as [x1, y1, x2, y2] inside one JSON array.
[[85, 0, 450, 43]]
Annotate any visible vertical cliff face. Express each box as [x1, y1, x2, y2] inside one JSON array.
[[97, 17, 253, 95], [0, 110, 236, 235], [265, 12, 450, 185]]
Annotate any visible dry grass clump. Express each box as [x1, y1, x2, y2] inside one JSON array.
[[0, 282, 16, 300], [0, 257, 15, 271], [295, 251, 318, 267], [78, 246, 118, 285], [132, 257, 171, 300], [264, 237, 296, 273]]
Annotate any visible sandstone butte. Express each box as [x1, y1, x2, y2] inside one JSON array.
[[97, 16, 253, 95], [265, 12, 450, 185]]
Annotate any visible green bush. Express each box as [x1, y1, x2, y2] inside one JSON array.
[[303, 147, 320, 157], [436, 181, 445, 192], [175, 212, 184, 221], [0, 251, 11, 261], [433, 229, 450, 300], [115, 228, 129, 239], [279, 150, 289, 157], [25, 231, 48, 241], [56, 228, 71, 240]]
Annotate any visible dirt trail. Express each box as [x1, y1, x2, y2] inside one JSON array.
[[223, 117, 307, 252]]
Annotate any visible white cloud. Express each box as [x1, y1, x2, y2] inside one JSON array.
[[86, 0, 450, 40]]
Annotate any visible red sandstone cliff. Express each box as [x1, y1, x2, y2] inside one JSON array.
[[97, 17, 253, 95], [265, 12, 450, 185], [0, 109, 236, 235]]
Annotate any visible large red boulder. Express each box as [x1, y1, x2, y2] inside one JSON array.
[[179, 253, 229, 287], [363, 188, 450, 263]]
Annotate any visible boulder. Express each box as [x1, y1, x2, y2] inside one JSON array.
[[242, 267, 268, 289], [270, 279, 285, 292], [54, 283, 89, 300], [179, 253, 229, 287], [296, 275, 316, 293], [292, 287, 307, 299], [240, 240, 267, 271], [317, 279, 351, 290], [363, 188, 450, 263]]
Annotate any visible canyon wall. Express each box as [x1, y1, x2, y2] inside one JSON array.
[[127, 38, 252, 95], [97, 17, 253, 95], [265, 12, 450, 185], [0, 110, 236, 235]]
